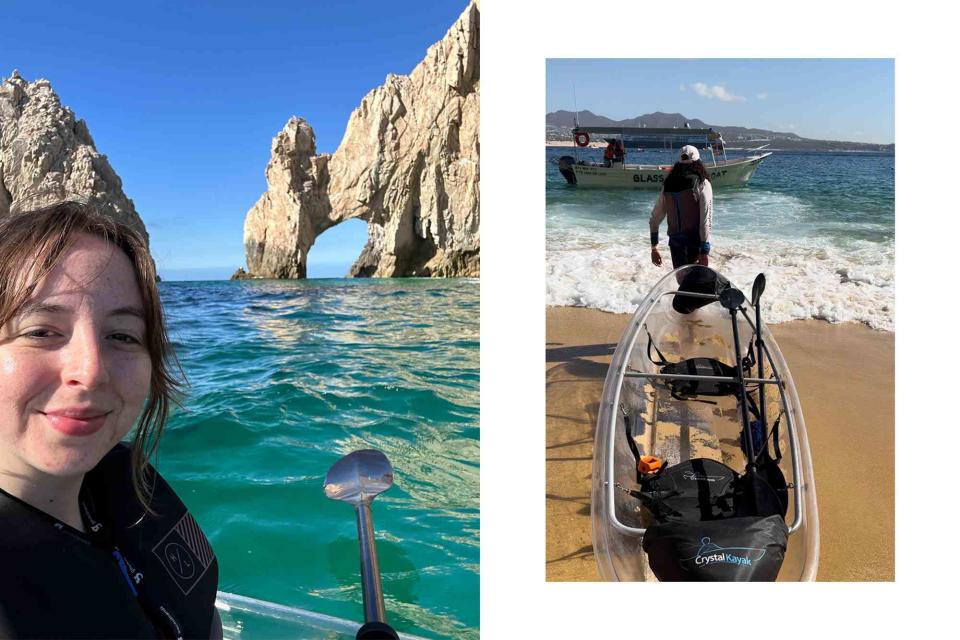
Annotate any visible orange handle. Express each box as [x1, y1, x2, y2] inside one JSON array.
[[638, 455, 662, 474]]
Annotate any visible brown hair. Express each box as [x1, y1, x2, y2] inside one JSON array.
[[667, 159, 711, 183], [0, 201, 183, 511]]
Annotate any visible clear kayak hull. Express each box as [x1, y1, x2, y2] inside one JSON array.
[[216, 592, 430, 640], [590, 265, 820, 581]]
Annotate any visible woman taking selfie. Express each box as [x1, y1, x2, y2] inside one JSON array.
[[0, 202, 220, 638]]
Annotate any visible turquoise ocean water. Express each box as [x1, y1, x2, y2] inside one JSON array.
[[546, 147, 895, 330], [153, 278, 479, 639]]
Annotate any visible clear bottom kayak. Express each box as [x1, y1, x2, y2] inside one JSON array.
[[216, 592, 430, 640], [591, 265, 820, 581]]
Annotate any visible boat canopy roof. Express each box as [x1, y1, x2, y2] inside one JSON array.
[[573, 126, 724, 143]]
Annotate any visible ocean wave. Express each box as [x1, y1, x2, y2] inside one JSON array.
[[546, 234, 894, 331]]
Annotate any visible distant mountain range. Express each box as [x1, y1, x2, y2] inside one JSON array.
[[546, 110, 894, 152]]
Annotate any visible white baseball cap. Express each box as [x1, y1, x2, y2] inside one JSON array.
[[678, 145, 700, 163]]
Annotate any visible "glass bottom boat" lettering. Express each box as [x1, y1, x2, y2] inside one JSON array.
[[631, 170, 729, 183]]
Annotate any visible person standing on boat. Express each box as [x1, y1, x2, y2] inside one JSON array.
[[614, 139, 625, 165], [649, 145, 713, 275], [604, 140, 617, 167]]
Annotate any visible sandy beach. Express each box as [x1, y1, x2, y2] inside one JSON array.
[[545, 306, 894, 582]]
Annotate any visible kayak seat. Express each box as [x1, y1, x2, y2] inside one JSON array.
[[660, 357, 741, 398], [638, 458, 738, 523], [638, 457, 787, 525], [645, 327, 750, 400]]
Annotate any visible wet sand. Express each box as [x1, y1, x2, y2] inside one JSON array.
[[545, 306, 894, 581]]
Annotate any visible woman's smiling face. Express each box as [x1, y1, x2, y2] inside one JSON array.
[[0, 233, 152, 479]]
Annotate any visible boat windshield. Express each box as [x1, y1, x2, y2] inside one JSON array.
[[572, 126, 727, 164]]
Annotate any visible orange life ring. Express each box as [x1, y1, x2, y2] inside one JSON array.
[[574, 132, 590, 147]]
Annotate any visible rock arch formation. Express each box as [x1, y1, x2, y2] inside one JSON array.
[[241, 1, 479, 279]]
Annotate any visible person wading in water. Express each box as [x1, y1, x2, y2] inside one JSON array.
[[649, 145, 714, 280]]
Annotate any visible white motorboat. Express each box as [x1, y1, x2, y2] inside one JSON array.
[[558, 126, 771, 189]]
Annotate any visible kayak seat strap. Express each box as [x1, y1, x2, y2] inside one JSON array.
[[645, 325, 673, 366], [620, 404, 644, 484]]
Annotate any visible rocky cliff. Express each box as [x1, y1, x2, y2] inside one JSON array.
[[0, 70, 146, 239], [242, 1, 479, 278]]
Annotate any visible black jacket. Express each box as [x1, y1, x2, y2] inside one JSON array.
[[0, 444, 218, 639]]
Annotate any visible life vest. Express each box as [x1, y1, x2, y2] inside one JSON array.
[[662, 172, 702, 239], [604, 145, 615, 160], [0, 444, 218, 639]]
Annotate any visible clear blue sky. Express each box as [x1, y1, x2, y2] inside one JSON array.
[[547, 59, 894, 145], [4, 0, 468, 280]]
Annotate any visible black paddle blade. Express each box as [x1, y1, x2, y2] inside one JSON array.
[[751, 273, 766, 307], [719, 287, 745, 310]]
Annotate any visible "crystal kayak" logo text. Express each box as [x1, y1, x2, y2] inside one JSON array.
[[695, 552, 753, 566], [682, 537, 767, 569]]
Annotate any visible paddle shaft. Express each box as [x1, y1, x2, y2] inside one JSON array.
[[755, 303, 769, 448], [355, 502, 388, 624], [727, 309, 756, 467], [727, 305, 763, 514]]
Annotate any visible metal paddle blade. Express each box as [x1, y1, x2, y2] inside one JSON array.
[[751, 273, 766, 307], [324, 449, 394, 506], [718, 287, 746, 310]]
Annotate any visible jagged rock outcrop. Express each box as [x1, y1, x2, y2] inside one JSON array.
[[243, 1, 479, 278], [0, 70, 146, 240], [230, 267, 255, 280], [242, 118, 330, 279]]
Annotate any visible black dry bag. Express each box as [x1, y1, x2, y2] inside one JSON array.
[[673, 266, 732, 314], [642, 514, 788, 582]]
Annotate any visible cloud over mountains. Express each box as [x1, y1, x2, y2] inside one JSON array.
[[682, 82, 746, 102]]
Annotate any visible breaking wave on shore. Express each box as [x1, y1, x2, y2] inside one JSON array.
[[545, 148, 895, 331]]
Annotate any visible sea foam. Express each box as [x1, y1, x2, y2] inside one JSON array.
[[546, 231, 894, 331]]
